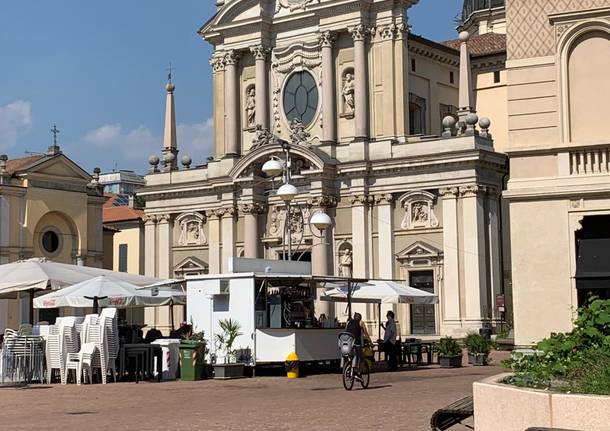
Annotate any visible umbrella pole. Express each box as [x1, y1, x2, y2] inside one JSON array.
[[378, 303, 381, 341], [169, 299, 175, 331], [29, 290, 35, 325], [347, 280, 352, 317], [93, 297, 99, 314]]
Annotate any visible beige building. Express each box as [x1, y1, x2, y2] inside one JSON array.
[[140, 0, 509, 338], [503, 0, 610, 345], [0, 144, 105, 330]]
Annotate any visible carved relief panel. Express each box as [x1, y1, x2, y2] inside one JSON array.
[[399, 191, 439, 230], [176, 212, 207, 246]]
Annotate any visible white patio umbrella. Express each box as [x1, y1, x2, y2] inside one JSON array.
[[0, 258, 162, 295], [321, 280, 438, 305], [321, 280, 438, 340], [33, 275, 186, 313]]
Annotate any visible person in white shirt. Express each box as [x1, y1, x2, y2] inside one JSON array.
[[381, 310, 398, 370]]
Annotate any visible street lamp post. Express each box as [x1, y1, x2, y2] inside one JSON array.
[[262, 140, 331, 261]]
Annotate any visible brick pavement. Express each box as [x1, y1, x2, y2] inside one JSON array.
[[0, 351, 510, 431]]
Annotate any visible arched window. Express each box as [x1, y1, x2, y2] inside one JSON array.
[[568, 30, 610, 143]]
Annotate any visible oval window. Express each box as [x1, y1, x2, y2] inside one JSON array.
[[42, 230, 60, 254], [282, 71, 319, 127]]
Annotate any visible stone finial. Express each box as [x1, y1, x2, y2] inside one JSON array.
[[181, 155, 192, 169], [464, 113, 479, 136], [442, 116, 457, 139], [90, 167, 101, 185], [163, 152, 176, 171], [148, 154, 160, 173], [479, 117, 492, 139]]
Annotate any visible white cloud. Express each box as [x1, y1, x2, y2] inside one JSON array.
[[83, 118, 213, 166], [0, 101, 33, 151]]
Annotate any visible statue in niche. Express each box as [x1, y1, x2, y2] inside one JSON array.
[[269, 207, 284, 237], [246, 87, 256, 128], [342, 73, 355, 115], [339, 249, 353, 278]]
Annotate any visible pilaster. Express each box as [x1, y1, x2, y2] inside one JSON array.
[[440, 188, 461, 327], [220, 206, 237, 273], [239, 203, 265, 259], [319, 31, 336, 144], [250, 45, 270, 130], [349, 24, 373, 140], [210, 53, 226, 158], [157, 214, 173, 279], [224, 50, 241, 156], [375, 193, 395, 279], [144, 215, 158, 277], [208, 211, 222, 274], [350, 194, 373, 278]]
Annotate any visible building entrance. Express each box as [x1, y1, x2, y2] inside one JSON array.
[[409, 270, 436, 335], [575, 215, 610, 306]]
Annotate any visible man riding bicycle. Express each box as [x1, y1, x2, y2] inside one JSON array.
[[345, 312, 372, 374]]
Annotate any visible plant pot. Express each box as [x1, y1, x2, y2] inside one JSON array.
[[213, 363, 245, 380], [468, 352, 489, 366], [203, 364, 215, 379], [439, 355, 462, 368]]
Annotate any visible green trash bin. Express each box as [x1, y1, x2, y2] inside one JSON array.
[[179, 340, 206, 381]]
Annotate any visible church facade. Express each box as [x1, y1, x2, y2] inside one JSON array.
[[140, 0, 508, 337]]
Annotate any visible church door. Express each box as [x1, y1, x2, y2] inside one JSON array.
[[409, 271, 436, 335]]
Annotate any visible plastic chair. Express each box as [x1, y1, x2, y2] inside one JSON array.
[[65, 343, 98, 385]]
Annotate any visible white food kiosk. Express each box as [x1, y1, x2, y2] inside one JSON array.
[[186, 259, 363, 366]]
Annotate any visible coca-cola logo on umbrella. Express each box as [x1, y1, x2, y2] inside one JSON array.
[[43, 299, 56, 307], [108, 297, 127, 306]]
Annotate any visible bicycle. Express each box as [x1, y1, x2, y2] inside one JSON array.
[[338, 332, 370, 391]]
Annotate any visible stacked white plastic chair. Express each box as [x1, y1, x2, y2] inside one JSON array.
[[47, 319, 80, 384], [2, 329, 45, 384], [65, 343, 98, 385], [83, 323, 108, 384], [99, 308, 119, 382]]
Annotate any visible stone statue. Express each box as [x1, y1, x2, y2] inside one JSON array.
[[339, 249, 353, 278], [179, 218, 206, 246], [342, 73, 355, 114], [289, 118, 311, 146], [246, 87, 256, 128], [251, 124, 273, 150]]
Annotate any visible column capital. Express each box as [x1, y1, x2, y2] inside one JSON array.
[[374, 193, 394, 205], [210, 53, 226, 72], [157, 214, 172, 224], [224, 50, 241, 66], [459, 185, 487, 197], [439, 187, 460, 198], [308, 195, 337, 209], [379, 23, 398, 40], [214, 206, 237, 218], [250, 45, 270, 61], [239, 202, 266, 215], [318, 30, 336, 48], [350, 194, 374, 207], [143, 214, 158, 225], [349, 24, 374, 42]]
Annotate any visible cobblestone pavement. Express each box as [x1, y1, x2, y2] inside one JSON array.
[[0, 351, 510, 431]]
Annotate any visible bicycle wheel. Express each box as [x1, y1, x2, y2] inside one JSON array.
[[342, 361, 354, 391], [360, 360, 370, 389]]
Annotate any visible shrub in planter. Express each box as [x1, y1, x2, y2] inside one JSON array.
[[214, 318, 245, 379], [437, 336, 463, 368], [464, 332, 496, 366]]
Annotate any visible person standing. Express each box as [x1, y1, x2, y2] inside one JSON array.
[[381, 310, 397, 370]]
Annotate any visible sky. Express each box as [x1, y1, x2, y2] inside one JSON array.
[[0, 0, 462, 174]]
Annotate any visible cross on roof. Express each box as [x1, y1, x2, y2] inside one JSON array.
[[51, 124, 60, 146], [167, 62, 174, 83]]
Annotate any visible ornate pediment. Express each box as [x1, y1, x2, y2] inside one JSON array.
[[276, 0, 320, 12], [398, 191, 439, 230], [174, 256, 209, 276], [397, 241, 443, 266]]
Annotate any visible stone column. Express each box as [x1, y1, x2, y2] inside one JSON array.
[[349, 24, 370, 140], [319, 31, 336, 144], [210, 54, 226, 158], [310, 196, 335, 276], [460, 186, 488, 326], [488, 189, 503, 321], [250, 46, 269, 129], [208, 211, 222, 274], [224, 50, 241, 155], [144, 215, 157, 277], [157, 214, 173, 279], [221, 207, 236, 273], [240, 203, 264, 259], [376, 194, 395, 279], [350, 195, 371, 278], [440, 188, 460, 326]]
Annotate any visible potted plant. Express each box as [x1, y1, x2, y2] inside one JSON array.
[[213, 318, 245, 379], [437, 336, 463, 368], [464, 332, 496, 366]]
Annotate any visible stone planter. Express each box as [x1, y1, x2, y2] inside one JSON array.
[[213, 363, 245, 380], [468, 352, 489, 366], [474, 373, 610, 431], [439, 355, 462, 368]]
